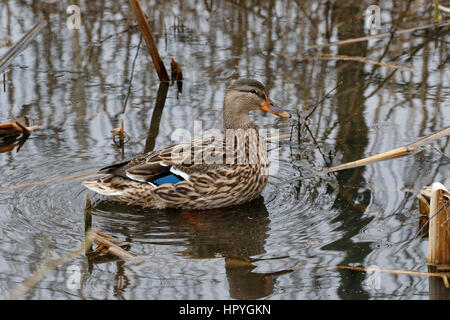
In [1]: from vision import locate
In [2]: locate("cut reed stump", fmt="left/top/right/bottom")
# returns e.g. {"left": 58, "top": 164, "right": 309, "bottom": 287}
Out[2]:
{"left": 418, "top": 183, "right": 450, "bottom": 265}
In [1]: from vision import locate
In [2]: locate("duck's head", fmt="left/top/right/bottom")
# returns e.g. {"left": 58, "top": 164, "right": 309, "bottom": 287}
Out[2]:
{"left": 223, "top": 78, "right": 291, "bottom": 129}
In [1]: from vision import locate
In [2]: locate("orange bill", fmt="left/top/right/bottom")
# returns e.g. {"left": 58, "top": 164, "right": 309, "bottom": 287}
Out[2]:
{"left": 260, "top": 97, "right": 291, "bottom": 118}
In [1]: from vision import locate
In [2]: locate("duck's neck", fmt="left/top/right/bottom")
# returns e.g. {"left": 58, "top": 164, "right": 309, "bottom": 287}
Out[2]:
{"left": 223, "top": 94, "right": 255, "bottom": 131}
{"left": 223, "top": 111, "right": 254, "bottom": 130}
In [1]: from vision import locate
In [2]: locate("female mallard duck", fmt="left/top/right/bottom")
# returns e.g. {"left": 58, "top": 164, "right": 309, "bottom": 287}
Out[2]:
{"left": 83, "top": 78, "right": 290, "bottom": 209}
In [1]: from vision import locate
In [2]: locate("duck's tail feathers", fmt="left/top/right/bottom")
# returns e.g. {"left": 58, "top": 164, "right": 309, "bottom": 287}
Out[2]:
{"left": 82, "top": 175, "right": 132, "bottom": 196}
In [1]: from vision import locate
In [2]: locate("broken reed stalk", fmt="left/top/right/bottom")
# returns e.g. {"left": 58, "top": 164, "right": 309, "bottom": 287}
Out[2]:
{"left": 309, "top": 20, "right": 450, "bottom": 49}
{"left": 92, "top": 232, "right": 140, "bottom": 261}
{"left": 95, "top": 231, "right": 124, "bottom": 244}
{"left": 111, "top": 118, "right": 130, "bottom": 146}
{"left": 84, "top": 196, "right": 141, "bottom": 261}
{"left": 120, "top": 118, "right": 125, "bottom": 141}
{"left": 427, "top": 183, "right": 450, "bottom": 265}
{"left": 439, "top": 5, "right": 450, "bottom": 14}
{"left": 0, "top": 21, "right": 47, "bottom": 74}
{"left": 277, "top": 126, "right": 450, "bottom": 186}
{"left": 0, "top": 121, "right": 38, "bottom": 136}
{"left": 128, "top": 0, "right": 169, "bottom": 82}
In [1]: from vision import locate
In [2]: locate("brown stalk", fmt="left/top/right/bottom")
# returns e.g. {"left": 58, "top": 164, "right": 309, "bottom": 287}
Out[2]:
{"left": 128, "top": 0, "right": 169, "bottom": 82}
{"left": 0, "top": 120, "right": 38, "bottom": 136}
{"left": 91, "top": 232, "right": 140, "bottom": 261}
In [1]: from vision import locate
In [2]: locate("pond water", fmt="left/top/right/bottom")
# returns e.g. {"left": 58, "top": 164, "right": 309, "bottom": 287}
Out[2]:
{"left": 0, "top": 0, "right": 449, "bottom": 300}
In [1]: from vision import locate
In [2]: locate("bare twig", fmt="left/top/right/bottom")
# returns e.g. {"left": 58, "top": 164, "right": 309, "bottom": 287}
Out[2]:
{"left": 122, "top": 35, "right": 143, "bottom": 113}
{"left": 304, "top": 82, "right": 341, "bottom": 121}
{"left": 426, "top": 144, "right": 450, "bottom": 159}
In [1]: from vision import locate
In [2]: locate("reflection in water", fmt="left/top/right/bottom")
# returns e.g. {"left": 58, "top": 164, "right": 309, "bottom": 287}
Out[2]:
{"left": 322, "top": 1, "right": 373, "bottom": 299}
{"left": 0, "top": 132, "right": 30, "bottom": 153}
{"left": 144, "top": 81, "right": 169, "bottom": 153}
{"left": 92, "top": 197, "right": 284, "bottom": 299}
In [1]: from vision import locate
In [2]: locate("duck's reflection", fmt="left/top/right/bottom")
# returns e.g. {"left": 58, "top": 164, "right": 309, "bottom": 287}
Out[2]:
{"left": 91, "top": 196, "right": 284, "bottom": 299}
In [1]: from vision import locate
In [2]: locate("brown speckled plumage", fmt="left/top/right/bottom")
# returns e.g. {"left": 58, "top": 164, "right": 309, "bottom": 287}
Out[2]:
{"left": 83, "top": 78, "right": 290, "bottom": 210}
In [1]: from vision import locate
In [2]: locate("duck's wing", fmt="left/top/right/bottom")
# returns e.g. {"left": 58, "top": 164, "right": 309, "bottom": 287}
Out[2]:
{"left": 97, "top": 136, "right": 223, "bottom": 185}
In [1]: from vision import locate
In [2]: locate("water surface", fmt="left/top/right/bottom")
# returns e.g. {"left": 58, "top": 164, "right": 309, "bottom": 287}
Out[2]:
{"left": 0, "top": 0, "right": 449, "bottom": 299}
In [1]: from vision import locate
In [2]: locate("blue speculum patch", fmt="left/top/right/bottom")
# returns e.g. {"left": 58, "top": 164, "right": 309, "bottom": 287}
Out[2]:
{"left": 152, "top": 173, "right": 183, "bottom": 186}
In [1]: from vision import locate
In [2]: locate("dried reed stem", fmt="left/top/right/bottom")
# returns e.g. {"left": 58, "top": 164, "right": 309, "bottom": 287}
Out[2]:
{"left": 92, "top": 232, "right": 141, "bottom": 261}
{"left": 128, "top": 0, "right": 169, "bottom": 82}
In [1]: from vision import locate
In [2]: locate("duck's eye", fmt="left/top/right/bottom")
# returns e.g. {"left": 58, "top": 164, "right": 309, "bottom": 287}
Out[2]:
{"left": 250, "top": 89, "right": 258, "bottom": 95}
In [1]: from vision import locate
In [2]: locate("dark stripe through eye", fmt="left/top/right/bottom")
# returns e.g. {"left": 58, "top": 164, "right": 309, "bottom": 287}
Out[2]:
{"left": 239, "top": 89, "right": 261, "bottom": 96}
